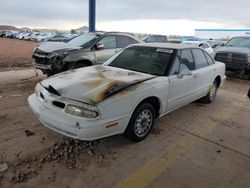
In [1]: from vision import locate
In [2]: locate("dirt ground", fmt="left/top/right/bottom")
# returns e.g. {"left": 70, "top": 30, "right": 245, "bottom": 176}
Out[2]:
{"left": 0, "top": 38, "right": 37, "bottom": 70}
{"left": 0, "top": 68, "right": 249, "bottom": 188}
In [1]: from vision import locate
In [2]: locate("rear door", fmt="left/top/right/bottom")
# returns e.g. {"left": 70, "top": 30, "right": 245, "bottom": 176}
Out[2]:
{"left": 167, "top": 49, "right": 198, "bottom": 112}
{"left": 191, "top": 49, "right": 214, "bottom": 97}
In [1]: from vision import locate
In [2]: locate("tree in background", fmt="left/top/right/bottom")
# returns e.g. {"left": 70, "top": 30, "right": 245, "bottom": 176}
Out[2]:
{"left": 71, "top": 29, "right": 77, "bottom": 34}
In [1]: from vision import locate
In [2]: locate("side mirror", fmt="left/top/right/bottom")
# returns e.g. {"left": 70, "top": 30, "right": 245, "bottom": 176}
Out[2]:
{"left": 96, "top": 43, "right": 104, "bottom": 50}
{"left": 178, "top": 69, "right": 192, "bottom": 78}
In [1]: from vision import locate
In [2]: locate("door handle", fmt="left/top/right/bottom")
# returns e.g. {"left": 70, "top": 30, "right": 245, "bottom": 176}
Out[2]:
{"left": 193, "top": 73, "right": 199, "bottom": 78}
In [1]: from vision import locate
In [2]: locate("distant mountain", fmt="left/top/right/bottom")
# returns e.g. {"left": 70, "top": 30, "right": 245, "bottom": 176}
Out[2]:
{"left": 0, "top": 25, "right": 24, "bottom": 31}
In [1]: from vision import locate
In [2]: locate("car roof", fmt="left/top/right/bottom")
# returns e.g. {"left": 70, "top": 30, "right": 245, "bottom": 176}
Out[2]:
{"left": 130, "top": 42, "right": 200, "bottom": 50}
{"left": 182, "top": 41, "right": 201, "bottom": 44}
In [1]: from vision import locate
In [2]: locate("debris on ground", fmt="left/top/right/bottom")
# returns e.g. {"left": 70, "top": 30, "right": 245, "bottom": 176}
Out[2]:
{"left": 0, "top": 163, "right": 8, "bottom": 172}
{"left": 248, "top": 88, "right": 250, "bottom": 98}
{"left": 40, "top": 138, "right": 99, "bottom": 169}
{"left": 24, "top": 129, "right": 35, "bottom": 137}
{"left": 11, "top": 170, "right": 38, "bottom": 183}
{"left": 10, "top": 94, "right": 22, "bottom": 97}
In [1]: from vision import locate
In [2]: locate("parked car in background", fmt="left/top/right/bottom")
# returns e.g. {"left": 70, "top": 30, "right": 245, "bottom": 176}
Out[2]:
{"left": 44, "top": 33, "right": 70, "bottom": 42}
{"left": 214, "top": 36, "right": 250, "bottom": 79}
{"left": 17, "top": 32, "right": 31, "bottom": 39}
{"left": 4, "top": 31, "right": 18, "bottom": 38}
{"left": 143, "top": 35, "right": 168, "bottom": 43}
{"left": 28, "top": 43, "right": 226, "bottom": 142}
{"left": 34, "top": 33, "right": 54, "bottom": 42}
{"left": 24, "top": 32, "right": 39, "bottom": 40}
{"left": 32, "top": 32, "right": 141, "bottom": 76}
{"left": 166, "top": 39, "right": 182, "bottom": 44}
{"left": 207, "top": 40, "right": 225, "bottom": 49}
{"left": 0, "top": 30, "right": 5, "bottom": 37}
{"left": 182, "top": 41, "right": 214, "bottom": 55}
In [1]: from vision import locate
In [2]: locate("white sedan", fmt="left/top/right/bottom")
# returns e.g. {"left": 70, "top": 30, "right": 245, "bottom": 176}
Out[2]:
{"left": 182, "top": 41, "right": 214, "bottom": 55}
{"left": 28, "top": 43, "right": 226, "bottom": 142}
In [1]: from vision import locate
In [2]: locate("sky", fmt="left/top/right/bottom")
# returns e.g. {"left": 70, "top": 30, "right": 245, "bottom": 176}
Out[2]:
{"left": 0, "top": 0, "right": 250, "bottom": 35}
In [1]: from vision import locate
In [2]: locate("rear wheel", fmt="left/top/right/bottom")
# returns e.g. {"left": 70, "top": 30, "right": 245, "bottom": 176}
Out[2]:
{"left": 199, "top": 80, "right": 218, "bottom": 103}
{"left": 124, "top": 103, "right": 155, "bottom": 142}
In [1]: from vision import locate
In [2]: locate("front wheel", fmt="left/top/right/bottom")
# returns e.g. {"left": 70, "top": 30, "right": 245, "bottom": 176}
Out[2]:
{"left": 199, "top": 81, "right": 218, "bottom": 103}
{"left": 124, "top": 103, "right": 155, "bottom": 142}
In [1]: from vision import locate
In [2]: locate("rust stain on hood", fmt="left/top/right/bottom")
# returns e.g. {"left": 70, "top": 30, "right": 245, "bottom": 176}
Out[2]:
{"left": 41, "top": 65, "right": 156, "bottom": 105}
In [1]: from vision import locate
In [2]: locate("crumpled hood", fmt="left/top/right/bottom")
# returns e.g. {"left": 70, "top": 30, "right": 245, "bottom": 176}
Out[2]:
{"left": 41, "top": 65, "right": 156, "bottom": 105}
{"left": 216, "top": 46, "right": 250, "bottom": 55}
{"left": 38, "top": 42, "right": 81, "bottom": 53}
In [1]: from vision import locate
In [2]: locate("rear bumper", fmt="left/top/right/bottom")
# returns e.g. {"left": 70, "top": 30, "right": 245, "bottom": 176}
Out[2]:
{"left": 221, "top": 75, "right": 226, "bottom": 87}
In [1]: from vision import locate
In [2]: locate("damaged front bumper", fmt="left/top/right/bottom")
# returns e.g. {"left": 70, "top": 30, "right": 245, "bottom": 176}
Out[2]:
{"left": 28, "top": 85, "right": 129, "bottom": 140}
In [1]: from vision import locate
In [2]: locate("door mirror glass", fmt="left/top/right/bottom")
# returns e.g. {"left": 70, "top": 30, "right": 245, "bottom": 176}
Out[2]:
{"left": 96, "top": 43, "right": 104, "bottom": 50}
{"left": 178, "top": 69, "right": 192, "bottom": 78}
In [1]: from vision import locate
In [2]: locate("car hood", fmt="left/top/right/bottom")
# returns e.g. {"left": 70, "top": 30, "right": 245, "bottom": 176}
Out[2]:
{"left": 216, "top": 46, "right": 250, "bottom": 55}
{"left": 40, "top": 65, "right": 156, "bottom": 105}
{"left": 38, "top": 42, "right": 81, "bottom": 53}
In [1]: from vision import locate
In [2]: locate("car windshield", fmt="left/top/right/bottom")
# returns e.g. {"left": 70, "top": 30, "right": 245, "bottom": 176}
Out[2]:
{"left": 226, "top": 37, "right": 250, "bottom": 47}
{"left": 67, "top": 33, "right": 100, "bottom": 48}
{"left": 107, "top": 46, "right": 173, "bottom": 76}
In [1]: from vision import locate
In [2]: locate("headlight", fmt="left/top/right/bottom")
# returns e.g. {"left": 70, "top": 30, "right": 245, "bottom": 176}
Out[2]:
{"left": 65, "top": 105, "right": 98, "bottom": 118}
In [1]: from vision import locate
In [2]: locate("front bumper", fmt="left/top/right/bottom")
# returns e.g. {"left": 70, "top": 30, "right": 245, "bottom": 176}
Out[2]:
{"left": 33, "top": 61, "right": 52, "bottom": 70}
{"left": 28, "top": 92, "right": 128, "bottom": 140}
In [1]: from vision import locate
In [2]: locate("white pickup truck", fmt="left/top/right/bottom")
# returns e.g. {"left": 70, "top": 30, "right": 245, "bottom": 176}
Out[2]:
{"left": 28, "top": 43, "right": 226, "bottom": 142}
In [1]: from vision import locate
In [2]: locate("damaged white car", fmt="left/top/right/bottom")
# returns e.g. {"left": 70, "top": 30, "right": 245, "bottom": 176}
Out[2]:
{"left": 28, "top": 43, "right": 226, "bottom": 142}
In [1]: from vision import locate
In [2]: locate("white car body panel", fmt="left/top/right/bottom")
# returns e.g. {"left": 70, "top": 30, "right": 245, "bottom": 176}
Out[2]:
{"left": 28, "top": 47, "right": 226, "bottom": 141}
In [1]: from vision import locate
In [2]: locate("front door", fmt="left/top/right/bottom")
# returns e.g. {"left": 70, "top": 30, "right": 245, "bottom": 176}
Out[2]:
{"left": 95, "top": 35, "right": 118, "bottom": 64}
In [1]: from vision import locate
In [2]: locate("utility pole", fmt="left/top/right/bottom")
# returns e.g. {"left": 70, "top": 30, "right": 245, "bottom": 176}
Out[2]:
{"left": 89, "top": 0, "right": 96, "bottom": 32}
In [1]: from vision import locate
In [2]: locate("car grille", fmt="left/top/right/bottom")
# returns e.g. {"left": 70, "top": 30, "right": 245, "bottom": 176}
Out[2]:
{"left": 215, "top": 52, "right": 247, "bottom": 64}
{"left": 33, "top": 49, "right": 50, "bottom": 65}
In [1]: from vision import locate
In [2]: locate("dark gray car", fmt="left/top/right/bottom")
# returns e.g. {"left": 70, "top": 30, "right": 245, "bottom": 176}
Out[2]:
{"left": 32, "top": 32, "right": 141, "bottom": 76}
{"left": 214, "top": 36, "right": 250, "bottom": 79}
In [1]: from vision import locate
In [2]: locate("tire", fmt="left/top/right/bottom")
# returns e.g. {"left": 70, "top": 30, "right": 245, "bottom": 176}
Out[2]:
{"left": 199, "top": 80, "right": 218, "bottom": 103}
{"left": 242, "top": 72, "right": 250, "bottom": 80}
{"left": 124, "top": 102, "right": 155, "bottom": 142}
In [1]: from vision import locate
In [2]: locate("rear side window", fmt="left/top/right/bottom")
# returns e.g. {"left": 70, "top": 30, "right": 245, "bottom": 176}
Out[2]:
{"left": 180, "top": 49, "right": 195, "bottom": 71}
{"left": 192, "top": 49, "right": 209, "bottom": 69}
{"left": 117, "top": 36, "right": 138, "bottom": 48}
{"left": 204, "top": 51, "right": 215, "bottom": 65}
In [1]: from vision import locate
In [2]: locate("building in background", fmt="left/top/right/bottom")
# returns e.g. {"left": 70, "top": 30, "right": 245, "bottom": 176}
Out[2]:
{"left": 195, "top": 29, "right": 250, "bottom": 40}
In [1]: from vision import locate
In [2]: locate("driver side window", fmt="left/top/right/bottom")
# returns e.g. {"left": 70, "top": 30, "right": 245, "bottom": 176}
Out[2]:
{"left": 98, "top": 35, "right": 117, "bottom": 49}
